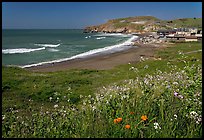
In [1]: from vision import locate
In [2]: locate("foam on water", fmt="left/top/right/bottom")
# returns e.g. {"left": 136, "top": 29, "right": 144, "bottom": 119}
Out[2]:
{"left": 34, "top": 43, "right": 61, "bottom": 47}
{"left": 94, "top": 33, "right": 132, "bottom": 37}
{"left": 85, "top": 36, "right": 91, "bottom": 39}
{"left": 21, "top": 35, "right": 138, "bottom": 68}
{"left": 48, "top": 48, "right": 60, "bottom": 52}
{"left": 2, "top": 47, "right": 46, "bottom": 54}
{"left": 96, "top": 37, "right": 106, "bottom": 40}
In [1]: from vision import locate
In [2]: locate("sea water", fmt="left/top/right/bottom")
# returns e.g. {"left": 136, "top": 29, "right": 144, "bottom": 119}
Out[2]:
{"left": 2, "top": 29, "right": 138, "bottom": 68}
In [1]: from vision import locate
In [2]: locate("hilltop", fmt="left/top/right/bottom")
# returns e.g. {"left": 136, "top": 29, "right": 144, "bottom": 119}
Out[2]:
{"left": 84, "top": 16, "right": 202, "bottom": 33}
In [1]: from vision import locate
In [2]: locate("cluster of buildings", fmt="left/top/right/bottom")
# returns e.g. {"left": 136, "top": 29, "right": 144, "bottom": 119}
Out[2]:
{"left": 134, "top": 27, "right": 202, "bottom": 45}
{"left": 157, "top": 28, "right": 202, "bottom": 42}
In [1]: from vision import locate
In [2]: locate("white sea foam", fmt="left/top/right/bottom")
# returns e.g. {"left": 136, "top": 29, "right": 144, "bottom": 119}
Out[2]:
{"left": 21, "top": 35, "right": 138, "bottom": 68}
{"left": 96, "top": 37, "right": 106, "bottom": 40}
{"left": 2, "top": 47, "right": 46, "bottom": 54}
{"left": 34, "top": 43, "right": 61, "bottom": 48}
{"left": 48, "top": 48, "right": 60, "bottom": 52}
{"left": 85, "top": 36, "right": 91, "bottom": 39}
{"left": 94, "top": 33, "right": 132, "bottom": 37}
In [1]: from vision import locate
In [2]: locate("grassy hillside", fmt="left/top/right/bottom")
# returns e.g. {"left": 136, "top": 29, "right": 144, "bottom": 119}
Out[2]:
{"left": 85, "top": 16, "right": 202, "bottom": 33}
{"left": 163, "top": 18, "right": 202, "bottom": 29}
{"left": 2, "top": 42, "right": 202, "bottom": 138}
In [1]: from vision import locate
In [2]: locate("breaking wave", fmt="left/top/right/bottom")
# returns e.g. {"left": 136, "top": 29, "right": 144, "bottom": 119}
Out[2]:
{"left": 96, "top": 37, "right": 106, "bottom": 40}
{"left": 34, "top": 43, "right": 61, "bottom": 47}
{"left": 21, "top": 35, "right": 138, "bottom": 68}
{"left": 2, "top": 47, "right": 46, "bottom": 54}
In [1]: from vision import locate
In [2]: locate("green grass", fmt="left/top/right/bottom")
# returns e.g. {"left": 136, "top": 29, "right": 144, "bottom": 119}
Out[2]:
{"left": 163, "top": 18, "right": 202, "bottom": 28}
{"left": 2, "top": 42, "right": 202, "bottom": 138}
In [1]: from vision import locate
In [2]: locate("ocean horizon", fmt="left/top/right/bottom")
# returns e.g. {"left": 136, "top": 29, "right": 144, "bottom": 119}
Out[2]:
{"left": 2, "top": 29, "right": 138, "bottom": 68}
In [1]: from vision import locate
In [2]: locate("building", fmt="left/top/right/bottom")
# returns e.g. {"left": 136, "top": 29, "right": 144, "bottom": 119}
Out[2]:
{"left": 185, "top": 36, "right": 198, "bottom": 42}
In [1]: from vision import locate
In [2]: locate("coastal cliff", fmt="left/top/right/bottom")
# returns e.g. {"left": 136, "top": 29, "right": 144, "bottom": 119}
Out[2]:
{"left": 84, "top": 16, "right": 202, "bottom": 34}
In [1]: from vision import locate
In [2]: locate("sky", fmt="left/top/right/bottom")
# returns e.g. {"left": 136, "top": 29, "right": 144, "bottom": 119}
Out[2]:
{"left": 2, "top": 2, "right": 202, "bottom": 29}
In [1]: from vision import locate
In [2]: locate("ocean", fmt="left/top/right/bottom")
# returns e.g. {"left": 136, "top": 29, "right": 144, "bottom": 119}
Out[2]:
{"left": 2, "top": 29, "right": 138, "bottom": 68}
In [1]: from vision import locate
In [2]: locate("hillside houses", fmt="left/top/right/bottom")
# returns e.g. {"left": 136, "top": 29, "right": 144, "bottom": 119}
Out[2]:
{"left": 157, "top": 28, "right": 202, "bottom": 42}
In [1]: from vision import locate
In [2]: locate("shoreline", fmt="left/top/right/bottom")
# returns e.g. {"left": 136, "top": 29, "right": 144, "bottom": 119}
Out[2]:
{"left": 25, "top": 42, "right": 166, "bottom": 72}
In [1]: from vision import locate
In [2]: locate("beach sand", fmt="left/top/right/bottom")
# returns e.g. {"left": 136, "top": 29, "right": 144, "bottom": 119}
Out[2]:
{"left": 25, "top": 43, "right": 166, "bottom": 72}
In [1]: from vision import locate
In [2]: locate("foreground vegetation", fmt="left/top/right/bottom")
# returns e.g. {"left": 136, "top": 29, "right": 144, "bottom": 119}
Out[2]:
{"left": 2, "top": 42, "right": 202, "bottom": 138}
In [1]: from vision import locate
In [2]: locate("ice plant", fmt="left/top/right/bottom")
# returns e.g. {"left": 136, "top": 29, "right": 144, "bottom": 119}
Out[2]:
{"left": 125, "top": 124, "right": 130, "bottom": 129}
{"left": 141, "top": 115, "right": 148, "bottom": 121}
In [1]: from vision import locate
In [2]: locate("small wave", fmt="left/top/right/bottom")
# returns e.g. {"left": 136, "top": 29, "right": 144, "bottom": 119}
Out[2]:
{"left": 96, "top": 37, "right": 106, "bottom": 40}
{"left": 85, "top": 36, "right": 91, "bottom": 39}
{"left": 21, "top": 35, "right": 138, "bottom": 68}
{"left": 2, "top": 47, "right": 46, "bottom": 54}
{"left": 34, "top": 43, "right": 61, "bottom": 48}
{"left": 48, "top": 48, "right": 59, "bottom": 52}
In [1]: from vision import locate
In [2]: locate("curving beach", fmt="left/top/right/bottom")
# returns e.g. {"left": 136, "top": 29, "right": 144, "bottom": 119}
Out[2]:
{"left": 25, "top": 42, "right": 163, "bottom": 72}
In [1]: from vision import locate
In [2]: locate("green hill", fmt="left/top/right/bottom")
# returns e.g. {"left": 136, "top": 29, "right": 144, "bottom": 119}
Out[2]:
{"left": 84, "top": 16, "right": 202, "bottom": 33}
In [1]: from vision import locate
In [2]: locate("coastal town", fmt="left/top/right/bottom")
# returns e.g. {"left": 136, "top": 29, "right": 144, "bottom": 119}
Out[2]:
{"left": 134, "top": 27, "right": 202, "bottom": 45}
{"left": 83, "top": 16, "right": 202, "bottom": 45}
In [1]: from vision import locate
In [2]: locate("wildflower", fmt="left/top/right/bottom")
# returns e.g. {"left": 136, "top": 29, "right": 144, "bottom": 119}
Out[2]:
{"left": 154, "top": 122, "right": 161, "bottom": 130}
{"left": 117, "top": 118, "right": 123, "bottom": 123}
{"left": 114, "top": 118, "right": 123, "bottom": 124}
{"left": 144, "top": 65, "right": 149, "bottom": 69}
{"left": 130, "top": 112, "right": 134, "bottom": 115}
{"left": 141, "top": 115, "right": 148, "bottom": 121}
{"left": 54, "top": 104, "right": 58, "bottom": 108}
{"left": 174, "top": 92, "right": 179, "bottom": 97}
{"left": 174, "top": 114, "right": 178, "bottom": 120}
{"left": 178, "top": 95, "right": 184, "bottom": 99}
{"left": 2, "top": 115, "right": 5, "bottom": 120}
{"left": 114, "top": 119, "right": 118, "bottom": 124}
{"left": 125, "top": 124, "right": 131, "bottom": 129}
{"left": 173, "top": 82, "right": 178, "bottom": 85}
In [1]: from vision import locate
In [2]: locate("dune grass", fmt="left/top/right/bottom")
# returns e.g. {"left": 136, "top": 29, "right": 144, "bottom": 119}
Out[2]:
{"left": 2, "top": 42, "right": 202, "bottom": 138}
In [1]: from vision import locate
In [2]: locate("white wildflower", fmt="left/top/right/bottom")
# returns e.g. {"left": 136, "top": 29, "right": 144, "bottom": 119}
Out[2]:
{"left": 54, "top": 104, "right": 58, "bottom": 108}
{"left": 174, "top": 114, "right": 177, "bottom": 120}
{"left": 154, "top": 122, "right": 161, "bottom": 130}
{"left": 144, "top": 65, "right": 149, "bottom": 69}
{"left": 2, "top": 115, "right": 5, "bottom": 120}
{"left": 173, "top": 82, "right": 178, "bottom": 85}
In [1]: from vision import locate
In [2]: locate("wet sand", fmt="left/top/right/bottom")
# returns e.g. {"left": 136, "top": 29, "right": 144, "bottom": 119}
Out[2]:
{"left": 25, "top": 43, "right": 165, "bottom": 72}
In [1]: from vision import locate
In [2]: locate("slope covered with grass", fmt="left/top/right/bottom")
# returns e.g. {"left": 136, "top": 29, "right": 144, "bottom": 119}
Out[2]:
{"left": 2, "top": 42, "right": 202, "bottom": 138}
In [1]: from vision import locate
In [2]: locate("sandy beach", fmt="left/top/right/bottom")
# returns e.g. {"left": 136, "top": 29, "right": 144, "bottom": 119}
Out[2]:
{"left": 25, "top": 42, "right": 166, "bottom": 72}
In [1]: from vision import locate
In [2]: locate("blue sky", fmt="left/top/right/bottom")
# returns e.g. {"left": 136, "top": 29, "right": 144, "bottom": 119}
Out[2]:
{"left": 2, "top": 2, "right": 202, "bottom": 29}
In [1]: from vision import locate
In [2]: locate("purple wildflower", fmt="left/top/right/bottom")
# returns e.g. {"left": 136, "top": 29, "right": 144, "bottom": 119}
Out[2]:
{"left": 174, "top": 92, "right": 179, "bottom": 97}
